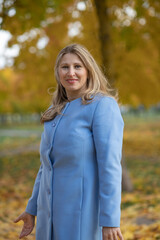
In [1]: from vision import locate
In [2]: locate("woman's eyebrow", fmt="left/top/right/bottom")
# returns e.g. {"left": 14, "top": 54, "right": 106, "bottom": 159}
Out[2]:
{"left": 59, "top": 62, "right": 68, "bottom": 65}
{"left": 74, "top": 62, "right": 83, "bottom": 65}
{"left": 60, "top": 62, "right": 83, "bottom": 65}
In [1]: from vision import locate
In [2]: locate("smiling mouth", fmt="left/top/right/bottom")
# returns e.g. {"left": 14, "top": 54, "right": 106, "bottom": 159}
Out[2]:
{"left": 66, "top": 79, "right": 78, "bottom": 83}
{"left": 67, "top": 79, "right": 78, "bottom": 80}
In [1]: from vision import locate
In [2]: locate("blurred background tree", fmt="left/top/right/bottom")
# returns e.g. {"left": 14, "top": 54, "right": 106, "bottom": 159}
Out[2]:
{"left": 0, "top": 0, "right": 160, "bottom": 113}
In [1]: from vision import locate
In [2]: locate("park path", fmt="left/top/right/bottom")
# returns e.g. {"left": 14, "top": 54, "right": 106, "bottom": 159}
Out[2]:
{"left": 0, "top": 129, "right": 42, "bottom": 137}
{"left": 0, "top": 143, "right": 40, "bottom": 157}
{"left": 0, "top": 129, "right": 41, "bottom": 157}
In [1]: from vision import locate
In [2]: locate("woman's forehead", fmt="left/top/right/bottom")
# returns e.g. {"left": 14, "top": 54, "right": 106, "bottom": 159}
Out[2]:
{"left": 60, "top": 53, "right": 83, "bottom": 64}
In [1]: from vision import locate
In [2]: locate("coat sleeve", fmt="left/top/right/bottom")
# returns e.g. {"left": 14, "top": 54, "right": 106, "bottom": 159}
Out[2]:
{"left": 92, "top": 97, "right": 124, "bottom": 227}
{"left": 25, "top": 163, "right": 43, "bottom": 216}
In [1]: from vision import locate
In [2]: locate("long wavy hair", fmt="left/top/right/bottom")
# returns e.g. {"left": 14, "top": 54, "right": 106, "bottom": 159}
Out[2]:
{"left": 40, "top": 43, "right": 118, "bottom": 123}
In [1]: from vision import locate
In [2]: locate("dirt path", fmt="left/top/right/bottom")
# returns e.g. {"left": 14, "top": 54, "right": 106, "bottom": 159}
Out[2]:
{"left": 0, "top": 129, "right": 42, "bottom": 157}
{"left": 0, "top": 129, "right": 42, "bottom": 137}
{"left": 0, "top": 143, "right": 40, "bottom": 157}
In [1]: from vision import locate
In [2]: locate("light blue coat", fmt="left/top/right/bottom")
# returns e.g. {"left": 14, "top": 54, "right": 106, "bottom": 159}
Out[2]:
{"left": 26, "top": 94, "right": 124, "bottom": 240}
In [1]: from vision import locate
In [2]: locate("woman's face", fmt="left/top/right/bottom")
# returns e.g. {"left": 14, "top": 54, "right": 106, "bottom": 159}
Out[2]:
{"left": 58, "top": 53, "right": 88, "bottom": 98}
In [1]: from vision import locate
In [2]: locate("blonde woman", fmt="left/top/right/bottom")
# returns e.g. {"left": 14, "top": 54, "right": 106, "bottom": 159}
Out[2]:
{"left": 14, "top": 44, "right": 124, "bottom": 240}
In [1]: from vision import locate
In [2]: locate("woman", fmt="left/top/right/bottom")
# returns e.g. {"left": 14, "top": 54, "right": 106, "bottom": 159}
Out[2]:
{"left": 14, "top": 43, "right": 124, "bottom": 240}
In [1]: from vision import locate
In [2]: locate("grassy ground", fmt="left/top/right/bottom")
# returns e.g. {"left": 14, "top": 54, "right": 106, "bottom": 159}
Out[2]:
{"left": 0, "top": 115, "right": 160, "bottom": 240}
{"left": 121, "top": 114, "right": 160, "bottom": 239}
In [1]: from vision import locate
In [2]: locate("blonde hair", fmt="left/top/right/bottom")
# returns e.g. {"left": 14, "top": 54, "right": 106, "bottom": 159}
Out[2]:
{"left": 40, "top": 43, "right": 118, "bottom": 123}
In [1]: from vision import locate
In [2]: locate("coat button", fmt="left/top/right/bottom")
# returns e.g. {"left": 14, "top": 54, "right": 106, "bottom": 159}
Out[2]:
{"left": 47, "top": 189, "right": 51, "bottom": 194}
{"left": 52, "top": 122, "right": 56, "bottom": 127}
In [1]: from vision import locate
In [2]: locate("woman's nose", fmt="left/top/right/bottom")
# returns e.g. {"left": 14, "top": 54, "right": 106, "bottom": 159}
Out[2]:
{"left": 67, "top": 66, "right": 75, "bottom": 76}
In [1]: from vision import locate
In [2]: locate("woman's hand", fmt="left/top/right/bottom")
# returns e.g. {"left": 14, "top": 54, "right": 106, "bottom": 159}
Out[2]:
{"left": 102, "top": 227, "right": 124, "bottom": 240}
{"left": 14, "top": 211, "right": 35, "bottom": 239}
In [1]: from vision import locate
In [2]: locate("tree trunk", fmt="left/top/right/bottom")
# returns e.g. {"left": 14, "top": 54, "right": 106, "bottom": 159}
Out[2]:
{"left": 93, "top": 0, "right": 113, "bottom": 84}
{"left": 93, "top": 0, "right": 133, "bottom": 192}
{"left": 121, "top": 152, "right": 134, "bottom": 192}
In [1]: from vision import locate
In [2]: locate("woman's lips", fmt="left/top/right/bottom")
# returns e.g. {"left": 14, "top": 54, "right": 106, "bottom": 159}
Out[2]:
{"left": 66, "top": 79, "right": 78, "bottom": 84}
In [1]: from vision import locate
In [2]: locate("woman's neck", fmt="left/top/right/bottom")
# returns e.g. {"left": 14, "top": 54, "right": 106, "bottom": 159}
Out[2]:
{"left": 66, "top": 92, "right": 84, "bottom": 102}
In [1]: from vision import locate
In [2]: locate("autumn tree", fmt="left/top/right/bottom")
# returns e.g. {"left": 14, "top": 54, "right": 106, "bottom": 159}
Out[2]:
{"left": 0, "top": 0, "right": 160, "bottom": 110}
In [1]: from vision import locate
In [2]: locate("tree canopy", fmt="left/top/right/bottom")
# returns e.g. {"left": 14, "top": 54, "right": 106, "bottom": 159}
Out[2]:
{"left": 0, "top": 0, "right": 160, "bottom": 112}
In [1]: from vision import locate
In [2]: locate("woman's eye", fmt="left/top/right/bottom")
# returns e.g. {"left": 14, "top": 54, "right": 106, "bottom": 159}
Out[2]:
{"left": 62, "top": 66, "right": 68, "bottom": 69}
{"left": 75, "top": 65, "right": 81, "bottom": 69}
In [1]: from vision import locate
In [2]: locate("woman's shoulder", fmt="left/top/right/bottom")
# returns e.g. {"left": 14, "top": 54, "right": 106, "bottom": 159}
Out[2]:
{"left": 92, "top": 94, "right": 124, "bottom": 125}
{"left": 91, "top": 93, "right": 123, "bottom": 118}
{"left": 93, "top": 93, "right": 118, "bottom": 107}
